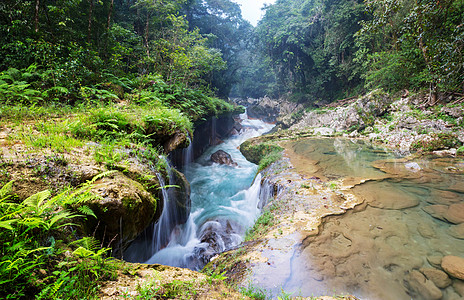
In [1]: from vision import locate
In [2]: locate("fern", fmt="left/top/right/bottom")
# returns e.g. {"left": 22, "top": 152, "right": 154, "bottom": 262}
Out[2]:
{"left": 77, "top": 205, "right": 96, "bottom": 219}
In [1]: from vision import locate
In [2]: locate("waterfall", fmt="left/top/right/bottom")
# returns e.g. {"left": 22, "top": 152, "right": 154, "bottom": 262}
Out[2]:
{"left": 258, "top": 178, "right": 281, "bottom": 209}
{"left": 183, "top": 136, "right": 194, "bottom": 167}
{"left": 142, "top": 113, "right": 274, "bottom": 270}
{"left": 125, "top": 112, "right": 274, "bottom": 269}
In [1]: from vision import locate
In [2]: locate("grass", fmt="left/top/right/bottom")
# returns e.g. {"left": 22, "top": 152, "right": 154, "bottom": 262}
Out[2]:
{"left": 245, "top": 209, "right": 276, "bottom": 241}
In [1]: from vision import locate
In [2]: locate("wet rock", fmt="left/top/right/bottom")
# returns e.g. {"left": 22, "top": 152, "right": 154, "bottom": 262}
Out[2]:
{"left": 210, "top": 150, "right": 238, "bottom": 167}
{"left": 449, "top": 223, "right": 464, "bottom": 239}
{"left": 417, "top": 223, "right": 437, "bottom": 239}
{"left": 449, "top": 182, "right": 464, "bottom": 193}
{"left": 89, "top": 172, "right": 157, "bottom": 253}
{"left": 405, "top": 162, "right": 421, "bottom": 171}
{"left": 453, "top": 280, "right": 464, "bottom": 297}
{"left": 420, "top": 267, "right": 452, "bottom": 288}
{"left": 353, "top": 181, "right": 419, "bottom": 209}
{"left": 423, "top": 205, "right": 449, "bottom": 222}
{"left": 442, "top": 256, "right": 464, "bottom": 280}
{"left": 406, "top": 270, "right": 443, "bottom": 300}
{"left": 427, "top": 256, "right": 443, "bottom": 269}
{"left": 445, "top": 203, "right": 464, "bottom": 224}
{"left": 169, "top": 168, "right": 191, "bottom": 226}
{"left": 431, "top": 190, "right": 462, "bottom": 205}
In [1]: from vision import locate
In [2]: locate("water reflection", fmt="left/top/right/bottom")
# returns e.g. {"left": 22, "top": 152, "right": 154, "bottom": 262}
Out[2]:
{"left": 288, "top": 138, "right": 464, "bottom": 300}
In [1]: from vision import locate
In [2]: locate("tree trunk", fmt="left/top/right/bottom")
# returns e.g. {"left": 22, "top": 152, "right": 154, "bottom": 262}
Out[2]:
{"left": 35, "top": 0, "right": 40, "bottom": 33}
{"left": 145, "top": 13, "right": 150, "bottom": 57}
{"left": 87, "top": 0, "right": 94, "bottom": 44}
{"left": 107, "top": 0, "right": 114, "bottom": 31}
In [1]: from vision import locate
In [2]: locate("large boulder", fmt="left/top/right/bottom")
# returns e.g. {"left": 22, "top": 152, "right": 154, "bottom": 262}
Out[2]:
{"left": 88, "top": 172, "right": 158, "bottom": 255}
{"left": 211, "top": 150, "right": 238, "bottom": 167}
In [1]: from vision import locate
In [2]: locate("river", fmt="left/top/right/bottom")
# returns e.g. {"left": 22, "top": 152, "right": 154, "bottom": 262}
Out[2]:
{"left": 144, "top": 113, "right": 274, "bottom": 270}
{"left": 263, "top": 138, "right": 464, "bottom": 300}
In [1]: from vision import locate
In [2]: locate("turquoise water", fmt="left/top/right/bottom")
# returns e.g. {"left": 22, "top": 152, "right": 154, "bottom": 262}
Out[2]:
{"left": 145, "top": 114, "right": 274, "bottom": 269}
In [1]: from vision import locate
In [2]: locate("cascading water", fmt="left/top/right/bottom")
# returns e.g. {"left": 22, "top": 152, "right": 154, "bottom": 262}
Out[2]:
{"left": 145, "top": 111, "right": 274, "bottom": 270}
{"left": 183, "top": 136, "right": 194, "bottom": 167}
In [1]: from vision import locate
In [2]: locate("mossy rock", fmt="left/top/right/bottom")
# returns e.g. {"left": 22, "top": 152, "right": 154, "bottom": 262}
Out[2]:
{"left": 88, "top": 171, "right": 158, "bottom": 254}
{"left": 240, "top": 138, "right": 283, "bottom": 165}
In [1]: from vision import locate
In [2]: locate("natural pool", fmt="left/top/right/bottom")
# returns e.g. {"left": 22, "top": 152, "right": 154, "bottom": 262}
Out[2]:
{"left": 285, "top": 138, "right": 464, "bottom": 300}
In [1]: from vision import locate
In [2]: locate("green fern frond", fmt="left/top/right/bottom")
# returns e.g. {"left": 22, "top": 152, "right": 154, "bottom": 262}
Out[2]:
{"left": 77, "top": 205, "right": 97, "bottom": 219}
{"left": 0, "top": 181, "right": 14, "bottom": 199}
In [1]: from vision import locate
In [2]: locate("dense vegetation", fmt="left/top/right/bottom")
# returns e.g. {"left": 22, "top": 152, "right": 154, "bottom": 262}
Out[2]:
{"left": 235, "top": 0, "right": 464, "bottom": 105}
{"left": 0, "top": 0, "right": 462, "bottom": 298}
{"left": 0, "top": 1, "right": 249, "bottom": 298}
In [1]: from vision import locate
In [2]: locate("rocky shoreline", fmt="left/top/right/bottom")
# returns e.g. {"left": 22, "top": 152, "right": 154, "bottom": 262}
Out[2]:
{"left": 240, "top": 90, "right": 464, "bottom": 156}
{"left": 208, "top": 91, "right": 464, "bottom": 299}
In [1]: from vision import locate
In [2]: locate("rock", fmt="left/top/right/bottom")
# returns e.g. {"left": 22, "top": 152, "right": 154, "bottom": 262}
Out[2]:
{"left": 417, "top": 223, "right": 436, "bottom": 239}
{"left": 423, "top": 205, "right": 449, "bottom": 222}
{"left": 169, "top": 168, "right": 191, "bottom": 226}
{"left": 89, "top": 172, "right": 157, "bottom": 254}
{"left": 449, "top": 223, "right": 464, "bottom": 239}
{"left": 246, "top": 96, "right": 280, "bottom": 122}
{"left": 210, "top": 150, "right": 238, "bottom": 167}
{"left": 314, "top": 127, "right": 335, "bottom": 136}
{"left": 406, "top": 270, "right": 443, "bottom": 300}
{"left": 441, "top": 106, "right": 464, "bottom": 118}
{"left": 353, "top": 181, "right": 419, "bottom": 210}
{"left": 449, "top": 182, "right": 464, "bottom": 193}
{"left": 405, "top": 162, "right": 421, "bottom": 171}
{"left": 444, "top": 203, "right": 464, "bottom": 224}
{"left": 163, "top": 130, "right": 189, "bottom": 153}
{"left": 431, "top": 190, "right": 462, "bottom": 205}
{"left": 427, "top": 256, "right": 443, "bottom": 269}
{"left": 454, "top": 280, "right": 464, "bottom": 297}
{"left": 442, "top": 256, "right": 464, "bottom": 280}
{"left": 420, "top": 267, "right": 452, "bottom": 288}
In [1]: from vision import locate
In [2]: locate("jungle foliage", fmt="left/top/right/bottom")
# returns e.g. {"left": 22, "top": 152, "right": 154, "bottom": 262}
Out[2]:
{"left": 237, "top": 0, "right": 464, "bottom": 105}
{"left": 0, "top": 0, "right": 250, "bottom": 115}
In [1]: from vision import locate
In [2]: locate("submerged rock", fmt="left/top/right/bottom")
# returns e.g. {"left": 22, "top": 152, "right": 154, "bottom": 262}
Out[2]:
{"left": 406, "top": 270, "right": 443, "bottom": 300}
{"left": 442, "top": 255, "right": 464, "bottom": 280}
{"left": 211, "top": 150, "right": 238, "bottom": 167}
{"left": 420, "top": 267, "right": 452, "bottom": 288}
{"left": 449, "top": 223, "right": 464, "bottom": 239}
{"left": 423, "top": 205, "right": 449, "bottom": 222}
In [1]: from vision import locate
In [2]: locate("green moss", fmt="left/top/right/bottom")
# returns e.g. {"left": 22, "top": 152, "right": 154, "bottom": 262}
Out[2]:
{"left": 457, "top": 146, "right": 464, "bottom": 156}
{"left": 240, "top": 140, "right": 284, "bottom": 165}
{"left": 411, "top": 133, "right": 462, "bottom": 152}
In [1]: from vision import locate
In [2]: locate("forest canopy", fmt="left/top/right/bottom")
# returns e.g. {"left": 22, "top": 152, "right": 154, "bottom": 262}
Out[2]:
{"left": 1, "top": 0, "right": 463, "bottom": 107}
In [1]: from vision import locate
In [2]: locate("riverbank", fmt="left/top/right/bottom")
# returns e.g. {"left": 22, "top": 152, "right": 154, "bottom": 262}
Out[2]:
{"left": 208, "top": 135, "right": 464, "bottom": 299}
{"left": 208, "top": 90, "right": 464, "bottom": 299}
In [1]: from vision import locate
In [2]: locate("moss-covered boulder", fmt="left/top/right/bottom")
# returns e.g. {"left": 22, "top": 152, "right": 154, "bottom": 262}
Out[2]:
{"left": 88, "top": 172, "right": 158, "bottom": 255}
{"left": 240, "top": 137, "right": 283, "bottom": 165}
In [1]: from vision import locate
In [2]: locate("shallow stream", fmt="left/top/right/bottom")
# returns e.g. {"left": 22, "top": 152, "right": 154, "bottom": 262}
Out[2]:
{"left": 284, "top": 138, "right": 464, "bottom": 300}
